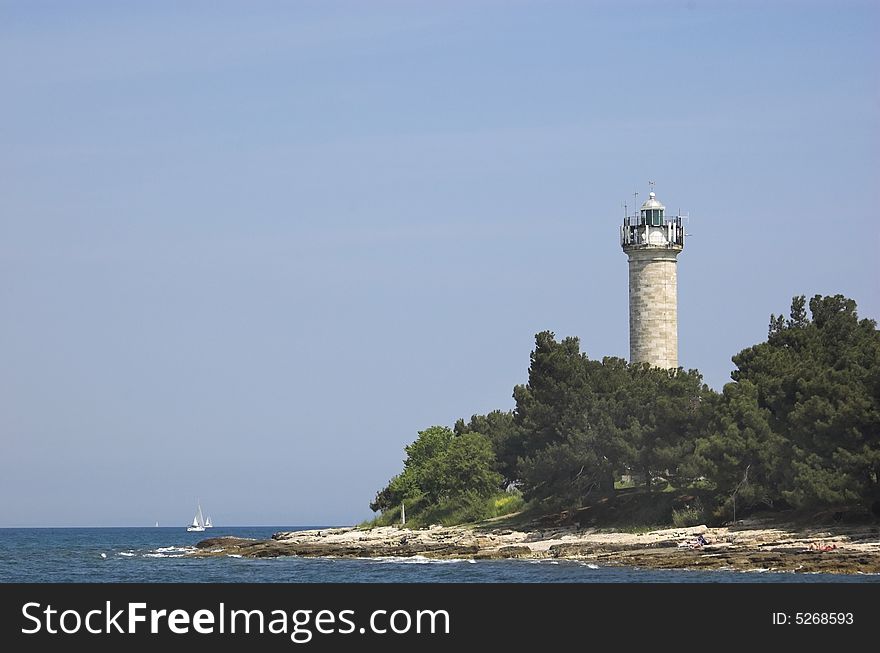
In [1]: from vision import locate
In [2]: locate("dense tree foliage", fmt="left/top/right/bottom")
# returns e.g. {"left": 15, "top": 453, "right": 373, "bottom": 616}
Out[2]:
{"left": 704, "top": 295, "right": 880, "bottom": 509}
{"left": 617, "top": 364, "right": 710, "bottom": 490}
{"left": 371, "top": 294, "right": 879, "bottom": 525}
{"left": 370, "top": 426, "right": 502, "bottom": 517}
{"left": 688, "top": 379, "right": 787, "bottom": 514}
{"left": 512, "top": 332, "right": 709, "bottom": 505}
{"left": 512, "top": 333, "right": 622, "bottom": 504}
{"left": 454, "top": 410, "right": 519, "bottom": 485}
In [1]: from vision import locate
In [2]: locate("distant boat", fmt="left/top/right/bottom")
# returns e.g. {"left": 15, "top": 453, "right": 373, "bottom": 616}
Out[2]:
{"left": 155, "top": 521, "right": 159, "bottom": 528}
{"left": 187, "top": 502, "right": 206, "bottom": 532}
{"left": 205, "top": 515, "right": 213, "bottom": 528}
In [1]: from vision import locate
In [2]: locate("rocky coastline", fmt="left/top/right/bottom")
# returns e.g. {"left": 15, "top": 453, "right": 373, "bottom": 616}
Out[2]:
{"left": 190, "top": 517, "right": 880, "bottom": 575}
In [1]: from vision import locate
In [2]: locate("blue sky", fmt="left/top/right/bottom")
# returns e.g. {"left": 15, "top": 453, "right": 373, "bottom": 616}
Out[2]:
{"left": 1, "top": 1, "right": 877, "bottom": 526}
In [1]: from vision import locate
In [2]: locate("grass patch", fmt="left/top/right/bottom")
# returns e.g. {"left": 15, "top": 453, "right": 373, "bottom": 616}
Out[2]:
{"left": 420, "top": 490, "right": 525, "bottom": 527}
{"left": 671, "top": 497, "right": 708, "bottom": 527}
{"left": 364, "top": 490, "right": 526, "bottom": 529}
{"left": 363, "top": 487, "right": 724, "bottom": 531}
{"left": 494, "top": 492, "right": 525, "bottom": 516}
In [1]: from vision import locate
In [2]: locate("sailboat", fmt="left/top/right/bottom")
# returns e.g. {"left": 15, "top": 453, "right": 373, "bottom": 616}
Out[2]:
{"left": 205, "top": 515, "right": 213, "bottom": 528}
{"left": 187, "top": 502, "right": 206, "bottom": 532}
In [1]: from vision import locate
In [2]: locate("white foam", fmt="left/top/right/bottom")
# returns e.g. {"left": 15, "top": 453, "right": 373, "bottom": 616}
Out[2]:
{"left": 155, "top": 546, "right": 192, "bottom": 554}
{"left": 144, "top": 546, "right": 194, "bottom": 558}
{"left": 227, "top": 554, "right": 243, "bottom": 558}
{"left": 141, "top": 545, "right": 195, "bottom": 558}
{"left": 118, "top": 552, "right": 135, "bottom": 557}
{"left": 528, "top": 559, "right": 557, "bottom": 564}
{"left": 372, "top": 555, "right": 474, "bottom": 565}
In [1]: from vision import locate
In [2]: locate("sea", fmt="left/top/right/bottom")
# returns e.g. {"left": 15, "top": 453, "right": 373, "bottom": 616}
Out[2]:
{"left": 1, "top": 527, "right": 877, "bottom": 583}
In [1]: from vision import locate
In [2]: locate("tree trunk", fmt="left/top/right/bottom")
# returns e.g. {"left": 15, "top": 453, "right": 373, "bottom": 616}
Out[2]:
{"left": 602, "top": 470, "right": 615, "bottom": 496}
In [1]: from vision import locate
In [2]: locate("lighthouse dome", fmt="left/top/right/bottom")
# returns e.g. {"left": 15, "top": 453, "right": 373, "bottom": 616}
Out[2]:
{"left": 640, "top": 191, "right": 665, "bottom": 211}
{"left": 640, "top": 191, "right": 665, "bottom": 226}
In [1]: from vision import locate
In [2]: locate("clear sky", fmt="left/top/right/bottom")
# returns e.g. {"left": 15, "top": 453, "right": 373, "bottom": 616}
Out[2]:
{"left": 1, "top": 1, "right": 877, "bottom": 527}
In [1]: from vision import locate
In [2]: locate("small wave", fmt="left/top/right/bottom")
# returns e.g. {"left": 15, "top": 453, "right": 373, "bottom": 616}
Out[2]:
{"left": 143, "top": 545, "right": 195, "bottom": 558}
{"left": 373, "top": 555, "right": 474, "bottom": 565}
{"left": 582, "top": 563, "right": 599, "bottom": 569}
{"left": 227, "top": 554, "right": 242, "bottom": 558}
{"left": 118, "top": 552, "right": 135, "bottom": 557}
{"left": 528, "top": 559, "right": 563, "bottom": 565}
{"left": 155, "top": 546, "right": 193, "bottom": 554}
{"left": 528, "top": 560, "right": 559, "bottom": 565}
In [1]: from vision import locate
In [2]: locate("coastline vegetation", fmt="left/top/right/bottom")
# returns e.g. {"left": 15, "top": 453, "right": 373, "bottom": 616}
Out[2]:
{"left": 369, "top": 294, "right": 880, "bottom": 528}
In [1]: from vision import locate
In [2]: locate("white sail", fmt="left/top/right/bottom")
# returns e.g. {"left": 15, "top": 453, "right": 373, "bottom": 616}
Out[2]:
{"left": 187, "top": 501, "right": 206, "bottom": 531}
{"left": 205, "top": 516, "right": 213, "bottom": 528}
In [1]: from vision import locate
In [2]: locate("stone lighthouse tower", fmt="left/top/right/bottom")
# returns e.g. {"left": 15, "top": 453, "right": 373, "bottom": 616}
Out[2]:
{"left": 620, "top": 187, "right": 685, "bottom": 369}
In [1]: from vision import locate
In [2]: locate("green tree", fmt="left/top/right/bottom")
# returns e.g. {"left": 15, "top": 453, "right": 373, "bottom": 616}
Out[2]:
{"left": 369, "top": 426, "right": 453, "bottom": 513}
{"left": 689, "top": 379, "right": 787, "bottom": 514}
{"left": 369, "top": 471, "right": 418, "bottom": 513}
{"left": 454, "top": 410, "right": 519, "bottom": 484}
{"left": 421, "top": 433, "right": 502, "bottom": 503}
{"left": 731, "top": 294, "right": 880, "bottom": 507}
{"left": 513, "top": 332, "right": 592, "bottom": 458}
{"left": 618, "top": 365, "right": 710, "bottom": 491}
{"left": 513, "top": 332, "right": 628, "bottom": 504}
{"left": 402, "top": 425, "right": 454, "bottom": 487}
{"left": 372, "top": 292, "right": 878, "bottom": 524}
{"left": 513, "top": 331, "right": 710, "bottom": 504}
{"left": 370, "top": 426, "right": 502, "bottom": 518}
{"left": 517, "top": 428, "right": 613, "bottom": 509}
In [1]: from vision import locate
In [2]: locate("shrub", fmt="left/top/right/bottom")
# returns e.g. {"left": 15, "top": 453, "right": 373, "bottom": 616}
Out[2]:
{"left": 494, "top": 492, "right": 525, "bottom": 517}
{"left": 672, "top": 498, "right": 706, "bottom": 527}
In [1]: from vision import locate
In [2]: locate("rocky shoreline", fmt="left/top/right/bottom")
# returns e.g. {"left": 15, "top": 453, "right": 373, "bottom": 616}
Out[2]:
{"left": 190, "top": 517, "right": 880, "bottom": 575}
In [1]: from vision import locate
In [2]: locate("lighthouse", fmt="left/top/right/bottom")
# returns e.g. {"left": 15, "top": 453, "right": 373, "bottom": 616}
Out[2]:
{"left": 620, "top": 186, "right": 685, "bottom": 369}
